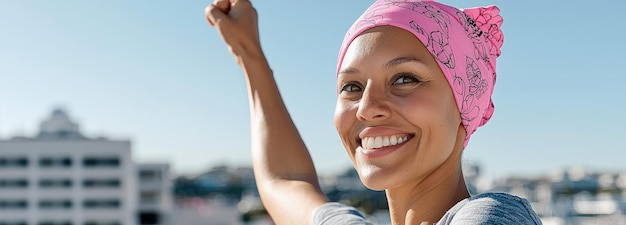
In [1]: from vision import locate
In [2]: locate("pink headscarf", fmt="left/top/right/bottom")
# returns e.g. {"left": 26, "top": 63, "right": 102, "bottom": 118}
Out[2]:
{"left": 337, "top": 0, "right": 504, "bottom": 147}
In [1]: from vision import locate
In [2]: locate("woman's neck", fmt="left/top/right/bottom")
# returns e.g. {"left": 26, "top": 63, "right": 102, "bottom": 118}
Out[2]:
{"left": 385, "top": 149, "right": 469, "bottom": 225}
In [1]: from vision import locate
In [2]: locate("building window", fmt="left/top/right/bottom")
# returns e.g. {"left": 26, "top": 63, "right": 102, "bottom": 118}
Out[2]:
{"left": 38, "top": 222, "right": 72, "bottom": 225}
{"left": 138, "top": 170, "right": 161, "bottom": 182}
{"left": 83, "top": 199, "right": 120, "bottom": 209}
{"left": 39, "top": 179, "right": 72, "bottom": 188}
{"left": 0, "top": 222, "right": 27, "bottom": 225}
{"left": 83, "top": 157, "right": 120, "bottom": 168}
{"left": 138, "top": 211, "right": 159, "bottom": 225}
{"left": 39, "top": 157, "right": 72, "bottom": 168}
{"left": 83, "top": 221, "right": 120, "bottom": 225}
{"left": 39, "top": 199, "right": 72, "bottom": 209}
{"left": 0, "top": 200, "right": 28, "bottom": 209}
{"left": 0, "top": 157, "right": 28, "bottom": 168}
{"left": 83, "top": 179, "right": 120, "bottom": 188}
{"left": 0, "top": 179, "right": 28, "bottom": 188}
{"left": 139, "top": 191, "right": 159, "bottom": 205}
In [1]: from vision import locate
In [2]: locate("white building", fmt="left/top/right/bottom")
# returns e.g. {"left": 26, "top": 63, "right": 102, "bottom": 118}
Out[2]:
{"left": 137, "top": 164, "right": 172, "bottom": 225}
{"left": 0, "top": 109, "right": 171, "bottom": 225}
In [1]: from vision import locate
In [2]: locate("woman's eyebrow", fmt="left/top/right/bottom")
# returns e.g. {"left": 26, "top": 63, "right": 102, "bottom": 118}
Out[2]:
{"left": 385, "top": 56, "right": 422, "bottom": 69}
{"left": 338, "top": 67, "right": 360, "bottom": 76}
{"left": 339, "top": 56, "right": 423, "bottom": 75}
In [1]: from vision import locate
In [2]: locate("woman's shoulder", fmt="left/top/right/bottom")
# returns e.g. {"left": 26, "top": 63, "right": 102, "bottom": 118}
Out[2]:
{"left": 312, "top": 202, "right": 374, "bottom": 225}
{"left": 437, "top": 192, "right": 543, "bottom": 225}
{"left": 312, "top": 192, "right": 544, "bottom": 225}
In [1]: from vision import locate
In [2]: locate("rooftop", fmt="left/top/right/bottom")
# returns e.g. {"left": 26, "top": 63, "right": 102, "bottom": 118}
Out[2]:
{"left": 2, "top": 108, "right": 110, "bottom": 142}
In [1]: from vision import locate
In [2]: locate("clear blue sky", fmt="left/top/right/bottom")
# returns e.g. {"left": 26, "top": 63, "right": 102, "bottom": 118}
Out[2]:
{"left": 1, "top": 0, "right": 625, "bottom": 178}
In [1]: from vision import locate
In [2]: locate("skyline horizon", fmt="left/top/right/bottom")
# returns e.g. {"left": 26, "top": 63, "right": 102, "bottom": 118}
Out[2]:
{"left": 0, "top": 105, "right": 621, "bottom": 179}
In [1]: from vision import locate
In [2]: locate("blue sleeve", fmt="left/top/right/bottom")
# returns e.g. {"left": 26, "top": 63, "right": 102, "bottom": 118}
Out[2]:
{"left": 442, "top": 192, "right": 543, "bottom": 225}
{"left": 312, "top": 202, "right": 374, "bottom": 225}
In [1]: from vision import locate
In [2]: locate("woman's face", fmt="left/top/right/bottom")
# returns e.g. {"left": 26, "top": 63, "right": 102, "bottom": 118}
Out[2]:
{"left": 334, "top": 26, "right": 465, "bottom": 190}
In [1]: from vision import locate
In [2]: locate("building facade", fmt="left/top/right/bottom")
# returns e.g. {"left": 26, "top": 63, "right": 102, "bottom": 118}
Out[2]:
{"left": 137, "top": 164, "right": 172, "bottom": 225}
{"left": 0, "top": 109, "right": 171, "bottom": 225}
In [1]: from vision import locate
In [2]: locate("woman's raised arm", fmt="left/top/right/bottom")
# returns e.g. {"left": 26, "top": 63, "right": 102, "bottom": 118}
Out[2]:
{"left": 205, "top": 0, "right": 328, "bottom": 224}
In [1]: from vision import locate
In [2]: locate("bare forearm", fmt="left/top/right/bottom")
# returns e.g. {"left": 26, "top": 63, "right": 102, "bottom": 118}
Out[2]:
{"left": 205, "top": 1, "right": 327, "bottom": 222}
{"left": 239, "top": 53, "right": 328, "bottom": 224}
{"left": 239, "top": 53, "right": 316, "bottom": 179}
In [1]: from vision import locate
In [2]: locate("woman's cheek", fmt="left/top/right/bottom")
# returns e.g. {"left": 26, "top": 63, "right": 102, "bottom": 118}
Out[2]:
{"left": 334, "top": 101, "right": 358, "bottom": 150}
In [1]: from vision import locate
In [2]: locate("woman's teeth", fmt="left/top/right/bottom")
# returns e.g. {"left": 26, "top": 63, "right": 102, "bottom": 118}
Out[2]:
{"left": 362, "top": 135, "right": 408, "bottom": 149}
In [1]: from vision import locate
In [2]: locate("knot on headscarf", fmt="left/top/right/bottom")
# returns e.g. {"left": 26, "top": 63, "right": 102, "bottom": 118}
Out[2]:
{"left": 337, "top": 0, "right": 504, "bottom": 147}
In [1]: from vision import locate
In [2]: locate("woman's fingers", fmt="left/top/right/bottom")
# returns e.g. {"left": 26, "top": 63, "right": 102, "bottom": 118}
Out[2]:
{"left": 231, "top": 0, "right": 252, "bottom": 9}
{"left": 205, "top": 0, "right": 230, "bottom": 26}
{"left": 213, "top": 0, "right": 231, "bottom": 12}
{"left": 206, "top": 0, "right": 260, "bottom": 58}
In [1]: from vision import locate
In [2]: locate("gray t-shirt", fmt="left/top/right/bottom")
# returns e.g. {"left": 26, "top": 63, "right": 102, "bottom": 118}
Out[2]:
{"left": 312, "top": 192, "right": 543, "bottom": 225}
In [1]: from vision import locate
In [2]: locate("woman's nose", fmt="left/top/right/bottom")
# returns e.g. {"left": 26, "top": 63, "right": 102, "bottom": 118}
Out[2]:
{"left": 356, "top": 85, "right": 391, "bottom": 122}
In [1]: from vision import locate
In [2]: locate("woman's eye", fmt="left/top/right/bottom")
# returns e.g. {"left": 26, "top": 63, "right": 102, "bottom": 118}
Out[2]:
{"left": 340, "top": 83, "right": 362, "bottom": 93}
{"left": 393, "top": 73, "right": 420, "bottom": 85}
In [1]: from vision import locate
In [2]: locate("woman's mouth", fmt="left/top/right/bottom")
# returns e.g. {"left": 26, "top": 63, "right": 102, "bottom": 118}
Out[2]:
{"left": 359, "top": 134, "right": 413, "bottom": 149}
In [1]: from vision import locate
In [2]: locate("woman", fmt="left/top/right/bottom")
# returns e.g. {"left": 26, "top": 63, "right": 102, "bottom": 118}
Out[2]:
{"left": 205, "top": 0, "right": 542, "bottom": 224}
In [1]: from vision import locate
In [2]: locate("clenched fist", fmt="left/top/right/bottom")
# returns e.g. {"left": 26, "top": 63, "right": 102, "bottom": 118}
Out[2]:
{"left": 205, "top": 0, "right": 263, "bottom": 62}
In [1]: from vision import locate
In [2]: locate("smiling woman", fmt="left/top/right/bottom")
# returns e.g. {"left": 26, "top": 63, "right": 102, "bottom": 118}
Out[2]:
{"left": 334, "top": 26, "right": 465, "bottom": 195}
{"left": 205, "top": 0, "right": 541, "bottom": 224}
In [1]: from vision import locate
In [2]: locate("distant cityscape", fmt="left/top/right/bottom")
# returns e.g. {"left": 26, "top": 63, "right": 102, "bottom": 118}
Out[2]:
{"left": 1, "top": 108, "right": 625, "bottom": 225}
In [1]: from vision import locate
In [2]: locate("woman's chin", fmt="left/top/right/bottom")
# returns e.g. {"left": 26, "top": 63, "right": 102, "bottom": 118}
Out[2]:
{"left": 356, "top": 164, "right": 395, "bottom": 191}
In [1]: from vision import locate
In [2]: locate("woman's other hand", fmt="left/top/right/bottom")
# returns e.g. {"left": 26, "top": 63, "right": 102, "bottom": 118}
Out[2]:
{"left": 205, "top": 0, "right": 262, "bottom": 61}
